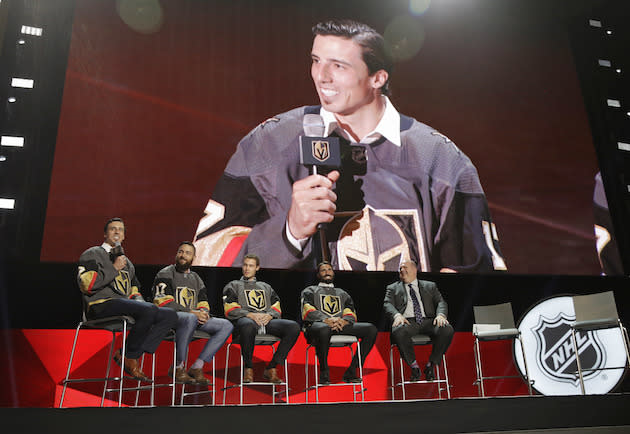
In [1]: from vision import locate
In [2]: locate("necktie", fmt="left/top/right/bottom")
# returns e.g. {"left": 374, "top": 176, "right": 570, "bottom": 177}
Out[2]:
{"left": 409, "top": 284, "right": 423, "bottom": 323}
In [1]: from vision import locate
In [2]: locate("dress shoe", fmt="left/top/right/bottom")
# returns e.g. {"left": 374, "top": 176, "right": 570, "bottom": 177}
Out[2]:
{"left": 424, "top": 363, "right": 436, "bottom": 381}
{"left": 187, "top": 368, "right": 211, "bottom": 386}
{"left": 113, "top": 349, "right": 152, "bottom": 383}
{"left": 243, "top": 367, "right": 254, "bottom": 383}
{"left": 342, "top": 368, "right": 362, "bottom": 383}
{"left": 409, "top": 367, "right": 422, "bottom": 382}
{"left": 319, "top": 370, "right": 330, "bottom": 385}
{"left": 263, "top": 367, "right": 282, "bottom": 384}
{"left": 168, "top": 366, "right": 195, "bottom": 384}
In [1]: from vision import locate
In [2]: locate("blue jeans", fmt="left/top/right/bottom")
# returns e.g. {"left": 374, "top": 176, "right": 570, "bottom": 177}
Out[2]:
{"left": 175, "top": 312, "right": 233, "bottom": 365}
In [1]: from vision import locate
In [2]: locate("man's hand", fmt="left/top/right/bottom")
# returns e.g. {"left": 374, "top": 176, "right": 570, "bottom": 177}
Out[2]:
{"left": 392, "top": 313, "right": 409, "bottom": 328}
{"left": 113, "top": 255, "right": 127, "bottom": 271}
{"left": 434, "top": 314, "right": 449, "bottom": 327}
{"left": 323, "top": 317, "right": 347, "bottom": 332}
{"left": 192, "top": 310, "right": 209, "bottom": 325}
{"left": 247, "top": 312, "right": 273, "bottom": 326}
{"left": 287, "top": 170, "right": 340, "bottom": 240}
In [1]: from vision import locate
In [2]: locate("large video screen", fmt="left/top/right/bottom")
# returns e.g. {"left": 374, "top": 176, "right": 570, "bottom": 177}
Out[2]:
{"left": 41, "top": 0, "right": 610, "bottom": 274}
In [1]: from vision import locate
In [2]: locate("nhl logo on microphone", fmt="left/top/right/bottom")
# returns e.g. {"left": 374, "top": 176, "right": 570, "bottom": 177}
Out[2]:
{"left": 311, "top": 140, "right": 330, "bottom": 162}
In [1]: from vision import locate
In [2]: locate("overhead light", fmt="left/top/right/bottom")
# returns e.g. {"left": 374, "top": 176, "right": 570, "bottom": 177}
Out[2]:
{"left": 598, "top": 59, "right": 611, "bottom": 67}
{"left": 21, "top": 25, "right": 43, "bottom": 36}
{"left": 1, "top": 136, "right": 25, "bottom": 147}
{"left": 0, "top": 156, "right": 6, "bottom": 162}
{"left": 588, "top": 19, "right": 602, "bottom": 28}
{"left": 616, "top": 69, "right": 622, "bottom": 74}
{"left": 0, "top": 198, "right": 16, "bottom": 210}
{"left": 606, "top": 99, "right": 621, "bottom": 108}
{"left": 17, "top": 39, "right": 26, "bottom": 45}
{"left": 8, "top": 97, "right": 16, "bottom": 103}
{"left": 606, "top": 30, "right": 613, "bottom": 35}
{"left": 11, "top": 78, "right": 34, "bottom": 88}
{"left": 618, "top": 142, "right": 630, "bottom": 152}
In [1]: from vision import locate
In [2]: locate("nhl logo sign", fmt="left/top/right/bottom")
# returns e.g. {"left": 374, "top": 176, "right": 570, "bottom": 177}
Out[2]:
{"left": 312, "top": 140, "right": 330, "bottom": 162}
{"left": 514, "top": 295, "right": 627, "bottom": 395}
{"left": 532, "top": 312, "right": 604, "bottom": 384}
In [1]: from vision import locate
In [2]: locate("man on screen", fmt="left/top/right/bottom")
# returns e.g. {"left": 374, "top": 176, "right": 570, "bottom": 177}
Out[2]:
{"left": 77, "top": 218, "right": 178, "bottom": 382}
{"left": 193, "top": 19, "right": 506, "bottom": 273}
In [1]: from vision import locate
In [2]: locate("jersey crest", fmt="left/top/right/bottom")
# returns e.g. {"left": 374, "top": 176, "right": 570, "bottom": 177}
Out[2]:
{"left": 320, "top": 294, "right": 341, "bottom": 316}
{"left": 176, "top": 286, "right": 196, "bottom": 309}
{"left": 245, "top": 289, "right": 267, "bottom": 311}
{"left": 336, "top": 206, "right": 428, "bottom": 272}
{"left": 113, "top": 270, "right": 131, "bottom": 294}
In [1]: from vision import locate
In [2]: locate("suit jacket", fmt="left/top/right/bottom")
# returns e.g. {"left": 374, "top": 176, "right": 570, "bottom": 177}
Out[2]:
{"left": 383, "top": 279, "right": 447, "bottom": 328}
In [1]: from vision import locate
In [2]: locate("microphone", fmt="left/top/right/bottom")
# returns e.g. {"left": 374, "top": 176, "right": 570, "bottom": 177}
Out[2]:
{"left": 299, "top": 114, "right": 341, "bottom": 175}
{"left": 110, "top": 241, "right": 125, "bottom": 263}
{"left": 299, "top": 114, "right": 341, "bottom": 263}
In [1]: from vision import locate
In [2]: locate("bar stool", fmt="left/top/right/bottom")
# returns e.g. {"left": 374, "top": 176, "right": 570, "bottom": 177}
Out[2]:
{"left": 304, "top": 335, "right": 365, "bottom": 402}
{"left": 60, "top": 313, "right": 139, "bottom": 407}
{"left": 222, "top": 334, "right": 289, "bottom": 405}
{"left": 473, "top": 302, "right": 532, "bottom": 397}
{"left": 389, "top": 334, "right": 450, "bottom": 400}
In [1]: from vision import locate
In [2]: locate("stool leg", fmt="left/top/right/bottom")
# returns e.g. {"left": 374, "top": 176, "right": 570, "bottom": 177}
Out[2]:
{"left": 399, "top": 351, "right": 406, "bottom": 400}
{"left": 212, "top": 356, "right": 216, "bottom": 406}
{"left": 59, "top": 323, "right": 82, "bottom": 408}
{"left": 283, "top": 357, "right": 289, "bottom": 404}
{"left": 223, "top": 343, "right": 231, "bottom": 405}
{"left": 571, "top": 328, "right": 586, "bottom": 395}
{"left": 389, "top": 345, "right": 395, "bottom": 400}
{"left": 356, "top": 342, "right": 364, "bottom": 401}
{"left": 305, "top": 346, "right": 310, "bottom": 403}
{"left": 474, "top": 337, "right": 485, "bottom": 397}
{"left": 239, "top": 351, "right": 244, "bottom": 405}
{"left": 517, "top": 334, "right": 533, "bottom": 396}
{"left": 442, "top": 354, "right": 451, "bottom": 399}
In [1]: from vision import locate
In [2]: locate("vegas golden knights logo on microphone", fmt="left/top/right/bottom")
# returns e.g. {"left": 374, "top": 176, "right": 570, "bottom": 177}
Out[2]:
{"left": 312, "top": 140, "right": 330, "bottom": 162}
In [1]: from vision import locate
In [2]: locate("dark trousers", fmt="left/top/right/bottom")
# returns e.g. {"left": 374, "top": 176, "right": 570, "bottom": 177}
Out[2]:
{"left": 233, "top": 317, "right": 300, "bottom": 369}
{"left": 305, "top": 321, "right": 377, "bottom": 372}
{"left": 390, "top": 318, "right": 454, "bottom": 366}
{"left": 89, "top": 298, "right": 178, "bottom": 359}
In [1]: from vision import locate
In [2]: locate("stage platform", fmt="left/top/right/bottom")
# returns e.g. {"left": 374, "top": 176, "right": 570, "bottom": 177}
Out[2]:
{"left": 4, "top": 394, "right": 630, "bottom": 434}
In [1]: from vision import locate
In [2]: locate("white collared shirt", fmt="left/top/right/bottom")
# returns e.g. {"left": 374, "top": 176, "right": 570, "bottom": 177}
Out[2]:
{"left": 101, "top": 242, "right": 113, "bottom": 253}
{"left": 318, "top": 282, "right": 334, "bottom": 288}
{"left": 320, "top": 95, "right": 401, "bottom": 147}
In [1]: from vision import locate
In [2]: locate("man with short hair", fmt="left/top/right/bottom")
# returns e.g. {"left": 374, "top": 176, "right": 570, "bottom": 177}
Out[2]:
{"left": 384, "top": 260, "right": 454, "bottom": 381}
{"left": 223, "top": 254, "right": 300, "bottom": 384}
{"left": 152, "top": 241, "right": 233, "bottom": 384}
{"left": 193, "top": 19, "right": 505, "bottom": 274}
{"left": 301, "top": 261, "right": 377, "bottom": 384}
{"left": 77, "top": 217, "right": 178, "bottom": 382}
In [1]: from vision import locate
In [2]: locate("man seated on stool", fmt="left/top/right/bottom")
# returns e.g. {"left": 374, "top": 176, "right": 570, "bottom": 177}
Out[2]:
{"left": 384, "top": 260, "right": 454, "bottom": 381}
{"left": 152, "top": 241, "right": 233, "bottom": 385}
{"left": 223, "top": 254, "right": 300, "bottom": 384}
{"left": 77, "top": 217, "right": 178, "bottom": 382}
{"left": 301, "top": 261, "right": 377, "bottom": 384}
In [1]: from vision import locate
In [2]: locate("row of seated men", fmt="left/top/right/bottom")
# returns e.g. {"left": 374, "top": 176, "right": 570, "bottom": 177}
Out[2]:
{"left": 77, "top": 218, "right": 454, "bottom": 387}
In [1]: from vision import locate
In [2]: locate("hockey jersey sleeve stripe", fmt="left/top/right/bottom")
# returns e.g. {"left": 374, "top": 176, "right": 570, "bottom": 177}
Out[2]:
{"left": 197, "top": 301, "right": 210, "bottom": 311}
{"left": 342, "top": 308, "right": 357, "bottom": 320}
{"left": 216, "top": 235, "right": 248, "bottom": 267}
{"left": 302, "top": 304, "right": 317, "bottom": 320}
{"left": 224, "top": 302, "right": 241, "bottom": 315}
{"left": 79, "top": 271, "right": 98, "bottom": 294}
{"left": 155, "top": 295, "right": 175, "bottom": 307}
{"left": 271, "top": 301, "right": 282, "bottom": 315}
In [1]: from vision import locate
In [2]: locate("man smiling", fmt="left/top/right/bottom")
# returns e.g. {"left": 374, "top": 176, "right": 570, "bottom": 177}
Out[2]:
{"left": 194, "top": 19, "right": 505, "bottom": 274}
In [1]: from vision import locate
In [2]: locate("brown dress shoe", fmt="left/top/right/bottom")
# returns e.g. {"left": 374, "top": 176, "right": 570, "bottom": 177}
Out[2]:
{"left": 263, "top": 368, "right": 282, "bottom": 384}
{"left": 113, "top": 349, "right": 152, "bottom": 383}
{"left": 168, "top": 367, "right": 195, "bottom": 384}
{"left": 187, "top": 368, "right": 211, "bottom": 386}
{"left": 243, "top": 367, "right": 254, "bottom": 383}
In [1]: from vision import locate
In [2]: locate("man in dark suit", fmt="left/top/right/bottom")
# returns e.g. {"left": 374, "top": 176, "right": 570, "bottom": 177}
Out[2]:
{"left": 383, "top": 260, "right": 454, "bottom": 381}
